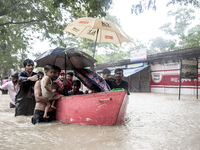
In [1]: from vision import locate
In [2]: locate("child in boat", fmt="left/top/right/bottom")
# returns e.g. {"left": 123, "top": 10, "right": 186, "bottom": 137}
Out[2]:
{"left": 41, "top": 64, "right": 57, "bottom": 118}
{"left": 68, "top": 80, "right": 84, "bottom": 95}
{"left": 90, "top": 84, "right": 102, "bottom": 93}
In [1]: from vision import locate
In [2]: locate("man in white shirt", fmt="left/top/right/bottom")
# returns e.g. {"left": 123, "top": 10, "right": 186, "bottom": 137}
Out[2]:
{"left": 0, "top": 72, "right": 19, "bottom": 108}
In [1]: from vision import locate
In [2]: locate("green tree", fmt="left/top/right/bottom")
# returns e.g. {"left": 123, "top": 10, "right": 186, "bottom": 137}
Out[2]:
{"left": 0, "top": 0, "right": 112, "bottom": 77}
{"left": 147, "top": 8, "right": 197, "bottom": 53}
{"left": 159, "top": 8, "right": 195, "bottom": 48}
{"left": 160, "top": 8, "right": 195, "bottom": 37}
{"left": 147, "top": 7, "right": 200, "bottom": 53}
{"left": 182, "top": 25, "right": 200, "bottom": 48}
{"left": 131, "top": 0, "right": 200, "bottom": 15}
{"left": 148, "top": 37, "right": 176, "bottom": 54}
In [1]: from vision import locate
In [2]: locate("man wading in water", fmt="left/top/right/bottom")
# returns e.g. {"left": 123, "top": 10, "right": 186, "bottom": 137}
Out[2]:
{"left": 32, "top": 65, "right": 68, "bottom": 124}
{"left": 15, "top": 59, "right": 38, "bottom": 116}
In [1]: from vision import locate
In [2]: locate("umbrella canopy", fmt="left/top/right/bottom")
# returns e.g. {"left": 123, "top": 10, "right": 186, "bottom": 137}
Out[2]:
{"left": 64, "top": 17, "right": 131, "bottom": 57}
{"left": 74, "top": 68, "right": 110, "bottom": 92}
{"left": 34, "top": 47, "right": 97, "bottom": 70}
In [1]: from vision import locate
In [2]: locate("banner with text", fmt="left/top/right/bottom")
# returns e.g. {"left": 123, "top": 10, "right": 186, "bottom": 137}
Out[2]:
{"left": 130, "top": 49, "right": 147, "bottom": 63}
{"left": 181, "top": 59, "right": 198, "bottom": 79}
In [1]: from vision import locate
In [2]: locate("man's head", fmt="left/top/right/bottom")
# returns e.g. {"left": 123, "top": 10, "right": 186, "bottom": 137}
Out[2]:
{"left": 102, "top": 68, "right": 111, "bottom": 80}
{"left": 23, "top": 59, "right": 34, "bottom": 74}
{"left": 67, "top": 72, "right": 73, "bottom": 82}
{"left": 52, "top": 65, "right": 61, "bottom": 80}
{"left": 37, "top": 71, "right": 44, "bottom": 80}
{"left": 59, "top": 70, "right": 65, "bottom": 81}
{"left": 114, "top": 68, "right": 123, "bottom": 80}
{"left": 11, "top": 72, "right": 19, "bottom": 84}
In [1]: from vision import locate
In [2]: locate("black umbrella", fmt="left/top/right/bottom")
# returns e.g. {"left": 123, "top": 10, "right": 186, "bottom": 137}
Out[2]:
{"left": 34, "top": 47, "right": 97, "bottom": 96}
{"left": 34, "top": 47, "right": 97, "bottom": 72}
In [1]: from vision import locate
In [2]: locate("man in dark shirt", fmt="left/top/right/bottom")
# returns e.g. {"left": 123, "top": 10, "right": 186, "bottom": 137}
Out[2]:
{"left": 111, "top": 68, "right": 129, "bottom": 93}
{"left": 15, "top": 59, "right": 38, "bottom": 116}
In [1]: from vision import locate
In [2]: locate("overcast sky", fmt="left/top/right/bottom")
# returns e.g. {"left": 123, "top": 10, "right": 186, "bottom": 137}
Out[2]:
{"left": 108, "top": 0, "right": 200, "bottom": 42}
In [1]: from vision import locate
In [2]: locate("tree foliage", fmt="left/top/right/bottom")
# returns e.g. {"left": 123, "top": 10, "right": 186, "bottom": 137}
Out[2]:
{"left": 148, "top": 37, "right": 176, "bottom": 54}
{"left": 182, "top": 25, "right": 200, "bottom": 48}
{"left": 131, "top": 0, "right": 200, "bottom": 15}
{"left": 0, "top": 0, "right": 112, "bottom": 78}
{"left": 159, "top": 8, "right": 195, "bottom": 38}
{"left": 148, "top": 7, "right": 198, "bottom": 54}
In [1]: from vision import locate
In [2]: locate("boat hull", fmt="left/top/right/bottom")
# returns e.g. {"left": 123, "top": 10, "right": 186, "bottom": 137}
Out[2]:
{"left": 56, "top": 90, "right": 128, "bottom": 125}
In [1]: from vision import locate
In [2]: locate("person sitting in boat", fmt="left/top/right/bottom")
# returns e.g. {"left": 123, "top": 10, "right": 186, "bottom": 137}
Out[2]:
{"left": 90, "top": 84, "right": 102, "bottom": 93}
{"left": 41, "top": 64, "right": 59, "bottom": 118}
{"left": 55, "top": 70, "right": 72, "bottom": 95}
{"left": 68, "top": 80, "right": 84, "bottom": 95}
{"left": 102, "top": 68, "right": 114, "bottom": 89}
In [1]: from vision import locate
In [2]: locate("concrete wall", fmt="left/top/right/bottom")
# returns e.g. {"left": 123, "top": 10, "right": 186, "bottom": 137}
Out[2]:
{"left": 150, "top": 59, "right": 200, "bottom": 95}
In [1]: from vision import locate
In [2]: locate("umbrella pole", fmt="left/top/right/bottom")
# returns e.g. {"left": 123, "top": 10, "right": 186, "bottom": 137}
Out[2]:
{"left": 64, "top": 52, "right": 68, "bottom": 96}
{"left": 65, "top": 52, "right": 67, "bottom": 77}
{"left": 93, "top": 29, "right": 99, "bottom": 58}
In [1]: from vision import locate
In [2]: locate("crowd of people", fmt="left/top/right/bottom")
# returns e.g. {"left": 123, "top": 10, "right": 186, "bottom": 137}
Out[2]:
{"left": 0, "top": 58, "right": 129, "bottom": 125}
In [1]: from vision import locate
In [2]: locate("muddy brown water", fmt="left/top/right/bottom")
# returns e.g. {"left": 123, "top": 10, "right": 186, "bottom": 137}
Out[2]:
{"left": 0, "top": 93, "right": 200, "bottom": 150}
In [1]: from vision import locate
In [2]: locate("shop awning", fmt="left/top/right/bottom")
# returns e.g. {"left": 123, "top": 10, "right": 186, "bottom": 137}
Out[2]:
{"left": 111, "top": 65, "right": 149, "bottom": 77}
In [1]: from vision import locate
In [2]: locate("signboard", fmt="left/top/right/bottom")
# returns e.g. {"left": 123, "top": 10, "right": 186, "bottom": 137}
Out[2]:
{"left": 130, "top": 49, "right": 147, "bottom": 63}
{"left": 181, "top": 59, "right": 198, "bottom": 79}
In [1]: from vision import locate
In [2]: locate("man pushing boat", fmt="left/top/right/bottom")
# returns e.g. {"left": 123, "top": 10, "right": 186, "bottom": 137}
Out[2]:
{"left": 31, "top": 65, "right": 69, "bottom": 124}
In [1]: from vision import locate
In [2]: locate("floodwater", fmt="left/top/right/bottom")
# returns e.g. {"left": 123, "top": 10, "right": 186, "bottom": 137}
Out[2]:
{"left": 0, "top": 93, "right": 200, "bottom": 150}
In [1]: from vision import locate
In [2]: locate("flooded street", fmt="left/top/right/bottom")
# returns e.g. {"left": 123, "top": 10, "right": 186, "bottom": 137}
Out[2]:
{"left": 1, "top": 93, "right": 200, "bottom": 150}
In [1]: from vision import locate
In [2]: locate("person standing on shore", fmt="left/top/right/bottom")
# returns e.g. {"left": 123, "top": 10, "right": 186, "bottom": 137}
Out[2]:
{"left": 0, "top": 72, "right": 20, "bottom": 108}
{"left": 15, "top": 59, "right": 38, "bottom": 116}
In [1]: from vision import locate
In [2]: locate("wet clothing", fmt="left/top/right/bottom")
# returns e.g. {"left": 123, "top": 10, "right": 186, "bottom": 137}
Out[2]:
{"left": 15, "top": 71, "right": 37, "bottom": 116}
{"left": 10, "top": 102, "right": 15, "bottom": 108}
{"left": 111, "top": 80, "right": 129, "bottom": 93}
{"left": 0, "top": 81, "right": 19, "bottom": 105}
{"left": 31, "top": 109, "right": 56, "bottom": 125}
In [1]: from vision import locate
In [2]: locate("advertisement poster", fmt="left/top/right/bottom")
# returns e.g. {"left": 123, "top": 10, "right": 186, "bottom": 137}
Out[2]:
{"left": 181, "top": 59, "right": 198, "bottom": 79}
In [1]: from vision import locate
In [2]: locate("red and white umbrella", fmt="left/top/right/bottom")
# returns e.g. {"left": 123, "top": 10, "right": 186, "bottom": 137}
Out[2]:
{"left": 64, "top": 17, "right": 131, "bottom": 57}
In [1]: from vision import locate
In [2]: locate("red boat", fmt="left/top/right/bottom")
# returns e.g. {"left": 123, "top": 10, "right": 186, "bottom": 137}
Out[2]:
{"left": 56, "top": 90, "right": 129, "bottom": 125}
